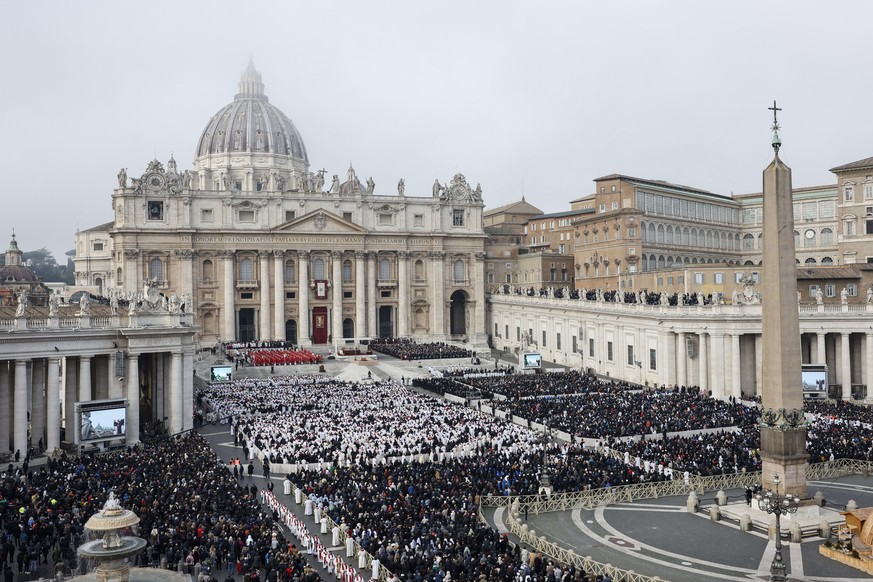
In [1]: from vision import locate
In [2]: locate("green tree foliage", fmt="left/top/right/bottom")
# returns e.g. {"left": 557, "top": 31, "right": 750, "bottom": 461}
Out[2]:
{"left": 14, "top": 247, "right": 76, "bottom": 284}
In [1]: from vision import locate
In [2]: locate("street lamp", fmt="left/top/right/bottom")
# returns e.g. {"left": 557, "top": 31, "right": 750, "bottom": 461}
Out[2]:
{"left": 756, "top": 474, "right": 800, "bottom": 582}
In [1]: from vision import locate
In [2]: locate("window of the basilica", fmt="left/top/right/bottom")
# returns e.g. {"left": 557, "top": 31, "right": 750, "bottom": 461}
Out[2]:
{"left": 313, "top": 258, "right": 325, "bottom": 279}
{"left": 239, "top": 210, "right": 255, "bottom": 223}
{"left": 239, "top": 258, "right": 254, "bottom": 281}
{"left": 453, "top": 209, "right": 465, "bottom": 227}
{"left": 342, "top": 260, "right": 352, "bottom": 282}
{"left": 202, "top": 260, "right": 214, "bottom": 283}
{"left": 201, "top": 209, "right": 214, "bottom": 223}
{"left": 285, "top": 211, "right": 296, "bottom": 222}
{"left": 379, "top": 258, "right": 391, "bottom": 281}
{"left": 379, "top": 213, "right": 393, "bottom": 226}
{"left": 148, "top": 201, "right": 164, "bottom": 221}
{"left": 343, "top": 212, "right": 353, "bottom": 222}
{"left": 284, "top": 261, "right": 295, "bottom": 283}
{"left": 453, "top": 260, "right": 465, "bottom": 282}
{"left": 414, "top": 260, "right": 425, "bottom": 282}
{"left": 148, "top": 258, "right": 163, "bottom": 281}
{"left": 414, "top": 214, "right": 424, "bottom": 227}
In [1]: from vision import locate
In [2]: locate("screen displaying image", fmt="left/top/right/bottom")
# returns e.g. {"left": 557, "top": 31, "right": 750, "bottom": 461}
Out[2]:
{"left": 80, "top": 406, "right": 126, "bottom": 442}
{"left": 523, "top": 353, "right": 542, "bottom": 369}
{"left": 211, "top": 365, "right": 233, "bottom": 382}
{"left": 802, "top": 369, "right": 827, "bottom": 393}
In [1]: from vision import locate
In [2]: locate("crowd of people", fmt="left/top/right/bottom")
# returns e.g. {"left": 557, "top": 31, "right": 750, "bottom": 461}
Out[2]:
{"left": 462, "top": 370, "right": 635, "bottom": 400}
{"left": 369, "top": 338, "right": 475, "bottom": 360}
{"left": 501, "top": 285, "right": 718, "bottom": 307}
{"left": 0, "top": 433, "right": 324, "bottom": 582}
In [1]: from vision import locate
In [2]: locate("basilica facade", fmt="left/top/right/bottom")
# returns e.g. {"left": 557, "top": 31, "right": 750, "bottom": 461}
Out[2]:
{"left": 75, "top": 62, "right": 488, "bottom": 348}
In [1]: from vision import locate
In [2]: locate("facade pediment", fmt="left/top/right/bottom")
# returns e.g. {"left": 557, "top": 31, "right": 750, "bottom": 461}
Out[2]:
{"left": 273, "top": 209, "right": 368, "bottom": 234}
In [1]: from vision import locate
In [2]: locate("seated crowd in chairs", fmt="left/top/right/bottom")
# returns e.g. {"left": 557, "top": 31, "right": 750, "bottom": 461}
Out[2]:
{"left": 369, "top": 337, "right": 474, "bottom": 360}
{"left": 245, "top": 349, "right": 323, "bottom": 366}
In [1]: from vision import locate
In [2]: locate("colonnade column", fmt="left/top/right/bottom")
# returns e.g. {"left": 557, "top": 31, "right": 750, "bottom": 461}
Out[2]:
{"left": 64, "top": 359, "right": 77, "bottom": 444}
{"left": 710, "top": 333, "right": 725, "bottom": 399}
{"left": 0, "top": 363, "right": 10, "bottom": 454}
{"left": 107, "top": 354, "right": 123, "bottom": 399}
{"left": 46, "top": 357, "right": 61, "bottom": 454}
{"left": 13, "top": 360, "right": 28, "bottom": 458}
{"left": 126, "top": 354, "right": 139, "bottom": 445}
{"left": 473, "top": 252, "right": 486, "bottom": 342}
{"left": 397, "top": 251, "right": 409, "bottom": 337}
{"left": 677, "top": 333, "right": 687, "bottom": 387}
{"left": 297, "top": 251, "right": 311, "bottom": 346}
{"left": 431, "top": 251, "right": 446, "bottom": 339}
{"left": 841, "top": 332, "right": 852, "bottom": 400}
{"left": 222, "top": 250, "right": 236, "bottom": 341}
{"left": 664, "top": 332, "right": 676, "bottom": 387}
{"left": 331, "top": 251, "right": 344, "bottom": 342}
{"left": 31, "top": 360, "right": 46, "bottom": 450}
{"left": 273, "top": 251, "right": 286, "bottom": 341}
{"left": 355, "top": 251, "right": 366, "bottom": 337}
{"left": 79, "top": 356, "right": 92, "bottom": 402}
{"left": 731, "top": 333, "right": 742, "bottom": 399}
{"left": 367, "top": 252, "right": 378, "bottom": 339}
{"left": 698, "top": 334, "right": 708, "bottom": 391}
{"left": 259, "top": 251, "right": 271, "bottom": 341}
{"left": 816, "top": 332, "right": 826, "bottom": 365}
{"left": 170, "top": 352, "right": 183, "bottom": 434}
{"left": 182, "top": 350, "right": 194, "bottom": 431}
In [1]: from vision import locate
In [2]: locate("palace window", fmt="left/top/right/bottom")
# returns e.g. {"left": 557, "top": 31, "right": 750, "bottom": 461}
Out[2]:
{"left": 845, "top": 185, "right": 854, "bottom": 201}
{"left": 825, "top": 284, "right": 836, "bottom": 297}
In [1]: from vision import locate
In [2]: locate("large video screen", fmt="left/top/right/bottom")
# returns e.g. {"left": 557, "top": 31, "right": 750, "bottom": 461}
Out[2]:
{"left": 801, "top": 367, "right": 827, "bottom": 394}
{"left": 77, "top": 399, "right": 127, "bottom": 443}
{"left": 522, "top": 353, "right": 542, "bottom": 369}
{"left": 211, "top": 365, "right": 233, "bottom": 382}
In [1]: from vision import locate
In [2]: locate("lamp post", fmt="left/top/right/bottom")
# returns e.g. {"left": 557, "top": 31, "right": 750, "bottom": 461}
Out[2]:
{"left": 756, "top": 474, "right": 800, "bottom": 581}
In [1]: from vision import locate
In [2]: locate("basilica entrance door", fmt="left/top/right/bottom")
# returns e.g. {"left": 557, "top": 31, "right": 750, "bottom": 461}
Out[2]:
{"left": 450, "top": 290, "right": 467, "bottom": 336}
{"left": 312, "top": 307, "right": 328, "bottom": 344}
{"left": 238, "top": 308, "right": 255, "bottom": 342}
{"left": 285, "top": 320, "right": 297, "bottom": 345}
{"left": 378, "top": 306, "right": 394, "bottom": 338}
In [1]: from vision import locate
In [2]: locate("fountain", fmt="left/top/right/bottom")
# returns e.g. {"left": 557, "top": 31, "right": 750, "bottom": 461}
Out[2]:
{"left": 77, "top": 492, "right": 148, "bottom": 582}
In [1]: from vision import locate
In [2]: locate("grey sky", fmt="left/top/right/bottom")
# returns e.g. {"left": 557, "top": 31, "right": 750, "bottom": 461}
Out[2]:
{"left": 2, "top": 1, "right": 872, "bottom": 261}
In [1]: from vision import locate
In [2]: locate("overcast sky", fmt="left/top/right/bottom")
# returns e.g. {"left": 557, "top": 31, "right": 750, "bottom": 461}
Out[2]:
{"left": 2, "top": 1, "right": 872, "bottom": 260}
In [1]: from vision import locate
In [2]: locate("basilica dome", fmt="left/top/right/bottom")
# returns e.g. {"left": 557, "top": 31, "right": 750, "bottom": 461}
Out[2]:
{"left": 195, "top": 61, "right": 308, "bottom": 163}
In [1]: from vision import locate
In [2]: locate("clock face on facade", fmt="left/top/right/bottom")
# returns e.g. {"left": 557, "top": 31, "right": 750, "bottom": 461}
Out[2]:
{"left": 145, "top": 173, "right": 166, "bottom": 191}
{"left": 805, "top": 230, "right": 815, "bottom": 239}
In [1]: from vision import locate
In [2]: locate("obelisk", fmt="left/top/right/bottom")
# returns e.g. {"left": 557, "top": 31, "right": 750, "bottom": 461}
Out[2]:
{"left": 759, "top": 101, "right": 807, "bottom": 497}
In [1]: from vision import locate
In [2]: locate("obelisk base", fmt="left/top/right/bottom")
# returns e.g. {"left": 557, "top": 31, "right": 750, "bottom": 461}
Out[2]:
{"left": 760, "top": 427, "right": 808, "bottom": 498}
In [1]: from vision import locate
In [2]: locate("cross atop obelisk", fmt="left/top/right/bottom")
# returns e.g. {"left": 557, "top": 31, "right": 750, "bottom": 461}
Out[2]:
{"left": 759, "top": 100, "right": 807, "bottom": 497}
{"left": 769, "top": 100, "right": 782, "bottom": 153}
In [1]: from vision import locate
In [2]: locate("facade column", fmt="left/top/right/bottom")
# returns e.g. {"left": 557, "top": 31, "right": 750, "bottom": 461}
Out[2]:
{"left": 397, "top": 251, "right": 410, "bottom": 337}
{"left": 664, "top": 332, "right": 676, "bottom": 387}
{"left": 64, "top": 358, "right": 78, "bottom": 444}
{"left": 107, "top": 352, "right": 123, "bottom": 399}
{"left": 710, "top": 333, "right": 725, "bottom": 399}
{"left": 731, "top": 333, "right": 742, "bottom": 399}
{"left": 332, "top": 251, "right": 344, "bottom": 342}
{"left": 367, "top": 252, "right": 378, "bottom": 339}
{"left": 13, "top": 360, "right": 28, "bottom": 458}
{"left": 841, "top": 332, "right": 852, "bottom": 400}
{"left": 355, "top": 251, "right": 366, "bottom": 337}
{"left": 431, "top": 251, "right": 446, "bottom": 340}
{"left": 0, "top": 363, "right": 10, "bottom": 454}
{"left": 259, "top": 251, "right": 272, "bottom": 341}
{"left": 816, "top": 332, "right": 827, "bottom": 365}
{"left": 676, "top": 333, "right": 687, "bottom": 387}
{"left": 123, "top": 249, "right": 139, "bottom": 294}
{"left": 170, "top": 352, "right": 183, "bottom": 434}
{"left": 698, "top": 333, "right": 708, "bottom": 392}
{"left": 79, "top": 356, "right": 92, "bottom": 402}
{"left": 273, "top": 251, "right": 286, "bottom": 341}
{"left": 297, "top": 251, "right": 311, "bottom": 345}
{"left": 222, "top": 250, "right": 236, "bottom": 341}
{"left": 472, "top": 252, "right": 486, "bottom": 344}
{"left": 176, "top": 249, "right": 195, "bottom": 298}
{"left": 126, "top": 354, "right": 140, "bottom": 445}
{"left": 31, "top": 359, "right": 46, "bottom": 450}
{"left": 46, "top": 357, "right": 61, "bottom": 454}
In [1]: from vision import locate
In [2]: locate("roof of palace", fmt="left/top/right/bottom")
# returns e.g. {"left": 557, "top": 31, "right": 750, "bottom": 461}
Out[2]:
{"left": 829, "top": 155, "right": 873, "bottom": 173}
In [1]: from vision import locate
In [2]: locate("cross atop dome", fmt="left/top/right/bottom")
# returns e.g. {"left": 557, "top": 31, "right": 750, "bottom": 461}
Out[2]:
{"left": 237, "top": 58, "right": 265, "bottom": 100}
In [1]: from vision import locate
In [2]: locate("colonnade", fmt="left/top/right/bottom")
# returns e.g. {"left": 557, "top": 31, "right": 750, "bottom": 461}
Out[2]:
{"left": 0, "top": 348, "right": 194, "bottom": 457}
